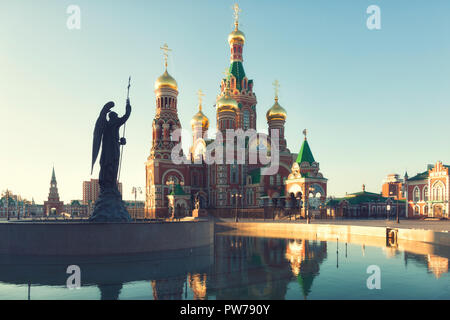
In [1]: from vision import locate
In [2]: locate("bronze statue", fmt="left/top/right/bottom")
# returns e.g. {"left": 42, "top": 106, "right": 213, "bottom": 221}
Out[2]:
{"left": 89, "top": 79, "right": 132, "bottom": 222}
{"left": 91, "top": 100, "right": 131, "bottom": 190}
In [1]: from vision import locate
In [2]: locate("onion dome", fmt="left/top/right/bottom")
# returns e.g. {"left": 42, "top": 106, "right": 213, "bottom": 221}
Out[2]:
{"left": 266, "top": 98, "right": 287, "bottom": 121}
{"left": 228, "top": 27, "right": 246, "bottom": 44}
{"left": 191, "top": 106, "right": 209, "bottom": 130}
{"left": 216, "top": 92, "right": 238, "bottom": 111}
{"left": 154, "top": 70, "right": 178, "bottom": 91}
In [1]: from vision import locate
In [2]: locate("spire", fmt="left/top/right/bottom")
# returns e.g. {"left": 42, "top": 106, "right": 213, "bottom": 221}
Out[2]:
{"left": 51, "top": 166, "right": 56, "bottom": 183}
{"left": 296, "top": 132, "right": 315, "bottom": 165}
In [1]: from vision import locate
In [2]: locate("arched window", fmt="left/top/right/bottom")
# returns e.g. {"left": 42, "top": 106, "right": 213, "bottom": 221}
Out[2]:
{"left": 243, "top": 110, "right": 250, "bottom": 130}
{"left": 423, "top": 186, "right": 429, "bottom": 202}
{"left": 413, "top": 187, "right": 420, "bottom": 202}
{"left": 424, "top": 205, "right": 429, "bottom": 215}
{"left": 414, "top": 205, "right": 420, "bottom": 215}
{"left": 432, "top": 182, "right": 445, "bottom": 201}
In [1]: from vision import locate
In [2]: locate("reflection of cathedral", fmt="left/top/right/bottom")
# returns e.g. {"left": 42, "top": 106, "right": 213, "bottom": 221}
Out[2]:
{"left": 285, "top": 239, "right": 327, "bottom": 299}
{"left": 404, "top": 251, "right": 449, "bottom": 279}
{"left": 144, "top": 5, "right": 327, "bottom": 218}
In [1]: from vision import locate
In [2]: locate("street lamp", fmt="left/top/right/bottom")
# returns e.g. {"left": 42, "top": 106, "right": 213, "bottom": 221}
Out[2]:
{"left": 306, "top": 186, "right": 315, "bottom": 224}
{"left": 386, "top": 203, "right": 391, "bottom": 221}
{"left": 131, "top": 187, "right": 142, "bottom": 221}
{"left": 231, "top": 193, "right": 242, "bottom": 222}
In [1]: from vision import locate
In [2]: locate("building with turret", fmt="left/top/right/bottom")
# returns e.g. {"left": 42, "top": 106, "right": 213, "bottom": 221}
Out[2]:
{"left": 43, "top": 167, "right": 64, "bottom": 216}
{"left": 144, "top": 5, "right": 327, "bottom": 218}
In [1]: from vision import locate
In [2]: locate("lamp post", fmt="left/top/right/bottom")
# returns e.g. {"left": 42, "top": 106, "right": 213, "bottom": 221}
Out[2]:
{"left": 131, "top": 187, "right": 142, "bottom": 221}
{"left": 306, "top": 186, "right": 315, "bottom": 224}
{"left": 386, "top": 203, "right": 391, "bottom": 222}
{"left": 389, "top": 190, "right": 400, "bottom": 224}
{"left": 231, "top": 193, "right": 242, "bottom": 222}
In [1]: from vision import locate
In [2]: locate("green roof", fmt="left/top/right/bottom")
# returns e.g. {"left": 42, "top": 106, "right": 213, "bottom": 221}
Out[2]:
{"left": 327, "top": 191, "right": 405, "bottom": 206}
{"left": 228, "top": 61, "right": 246, "bottom": 90}
{"left": 296, "top": 139, "right": 315, "bottom": 164}
{"left": 170, "top": 184, "right": 188, "bottom": 196}
{"left": 408, "top": 171, "right": 428, "bottom": 181}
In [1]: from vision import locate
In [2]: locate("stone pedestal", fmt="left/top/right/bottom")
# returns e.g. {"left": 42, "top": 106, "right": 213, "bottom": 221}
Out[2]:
{"left": 89, "top": 187, "right": 131, "bottom": 222}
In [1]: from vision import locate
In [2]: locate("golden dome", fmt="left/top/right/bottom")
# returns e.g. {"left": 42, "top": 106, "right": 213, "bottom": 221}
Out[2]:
{"left": 154, "top": 70, "right": 178, "bottom": 91}
{"left": 191, "top": 107, "right": 209, "bottom": 129}
{"left": 266, "top": 98, "right": 287, "bottom": 121}
{"left": 216, "top": 93, "right": 238, "bottom": 111}
{"left": 228, "top": 28, "right": 246, "bottom": 44}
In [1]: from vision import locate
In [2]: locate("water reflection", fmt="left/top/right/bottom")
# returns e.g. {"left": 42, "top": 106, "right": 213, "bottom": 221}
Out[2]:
{"left": 0, "top": 234, "right": 448, "bottom": 300}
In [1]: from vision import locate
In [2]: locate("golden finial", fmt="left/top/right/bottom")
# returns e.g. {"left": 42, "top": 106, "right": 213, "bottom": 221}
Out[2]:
{"left": 197, "top": 89, "right": 205, "bottom": 111}
{"left": 160, "top": 43, "right": 172, "bottom": 69}
{"left": 303, "top": 129, "right": 308, "bottom": 140}
{"left": 232, "top": 3, "right": 241, "bottom": 30}
{"left": 273, "top": 80, "right": 280, "bottom": 101}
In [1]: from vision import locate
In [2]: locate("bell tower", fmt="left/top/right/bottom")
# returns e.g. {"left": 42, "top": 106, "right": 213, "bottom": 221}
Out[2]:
{"left": 219, "top": 3, "right": 257, "bottom": 131}
{"left": 149, "top": 43, "right": 182, "bottom": 160}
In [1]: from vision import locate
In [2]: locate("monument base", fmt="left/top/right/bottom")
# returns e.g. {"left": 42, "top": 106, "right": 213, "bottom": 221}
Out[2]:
{"left": 90, "top": 187, "right": 131, "bottom": 222}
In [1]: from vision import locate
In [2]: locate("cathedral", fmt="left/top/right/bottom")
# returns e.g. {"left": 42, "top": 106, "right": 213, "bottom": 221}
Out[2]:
{"left": 145, "top": 5, "right": 327, "bottom": 219}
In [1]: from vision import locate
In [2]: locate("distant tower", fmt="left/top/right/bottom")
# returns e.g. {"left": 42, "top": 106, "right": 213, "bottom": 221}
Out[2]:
{"left": 266, "top": 80, "right": 287, "bottom": 152}
{"left": 43, "top": 166, "right": 64, "bottom": 216}
{"left": 219, "top": 3, "right": 257, "bottom": 130}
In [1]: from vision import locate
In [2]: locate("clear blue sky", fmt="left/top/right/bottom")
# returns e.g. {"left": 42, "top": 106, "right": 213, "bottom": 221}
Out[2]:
{"left": 1, "top": 0, "right": 449, "bottom": 203}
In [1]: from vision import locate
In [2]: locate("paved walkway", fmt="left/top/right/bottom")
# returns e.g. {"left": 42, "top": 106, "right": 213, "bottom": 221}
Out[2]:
{"left": 217, "top": 218, "right": 450, "bottom": 232}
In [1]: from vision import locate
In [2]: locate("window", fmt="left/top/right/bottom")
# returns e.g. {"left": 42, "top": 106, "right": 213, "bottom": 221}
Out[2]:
{"left": 413, "top": 187, "right": 420, "bottom": 202}
{"left": 270, "top": 176, "right": 274, "bottom": 185}
{"left": 276, "top": 174, "right": 281, "bottom": 186}
{"left": 432, "top": 182, "right": 445, "bottom": 201}
{"left": 424, "top": 206, "right": 429, "bottom": 215}
{"left": 243, "top": 110, "right": 250, "bottom": 130}
{"left": 423, "top": 187, "right": 429, "bottom": 202}
{"left": 246, "top": 189, "right": 254, "bottom": 205}
{"left": 414, "top": 206, "right": 420, "bottom": 215}
{"left": 231, "top": 165, "right": 239, "bottom": 184}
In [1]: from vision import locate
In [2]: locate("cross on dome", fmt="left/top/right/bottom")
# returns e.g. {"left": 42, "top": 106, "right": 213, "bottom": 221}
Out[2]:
{"left": 160, "top": 43, "right": 172, "bottom": 69}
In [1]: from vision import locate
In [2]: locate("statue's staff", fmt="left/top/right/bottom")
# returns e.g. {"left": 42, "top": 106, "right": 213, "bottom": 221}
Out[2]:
{"left": 118, "top": 76, "right": 131, "bottom": 182}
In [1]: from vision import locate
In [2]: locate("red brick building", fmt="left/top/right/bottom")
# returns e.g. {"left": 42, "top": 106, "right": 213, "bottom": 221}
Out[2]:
{"left": 144, "top": 7, "right": 326, "bottom": 219}
{"left": 381, "top": 174, "right": 405, "bottom": 200}
{"left": 404, "top": 161, "right": 449, "bottom": 218}
{"left": 43, "top": 167, "right": 64, "bottom": 216}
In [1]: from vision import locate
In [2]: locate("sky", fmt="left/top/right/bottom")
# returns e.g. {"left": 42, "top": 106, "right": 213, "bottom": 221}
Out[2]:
{"left": 1, "top": 0, "right": 449, "bottom": 203}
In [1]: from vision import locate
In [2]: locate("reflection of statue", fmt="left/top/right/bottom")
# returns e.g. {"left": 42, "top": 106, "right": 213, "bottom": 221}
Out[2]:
{"left": 89, "top": 99, "right": 132, "bottom": 222}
